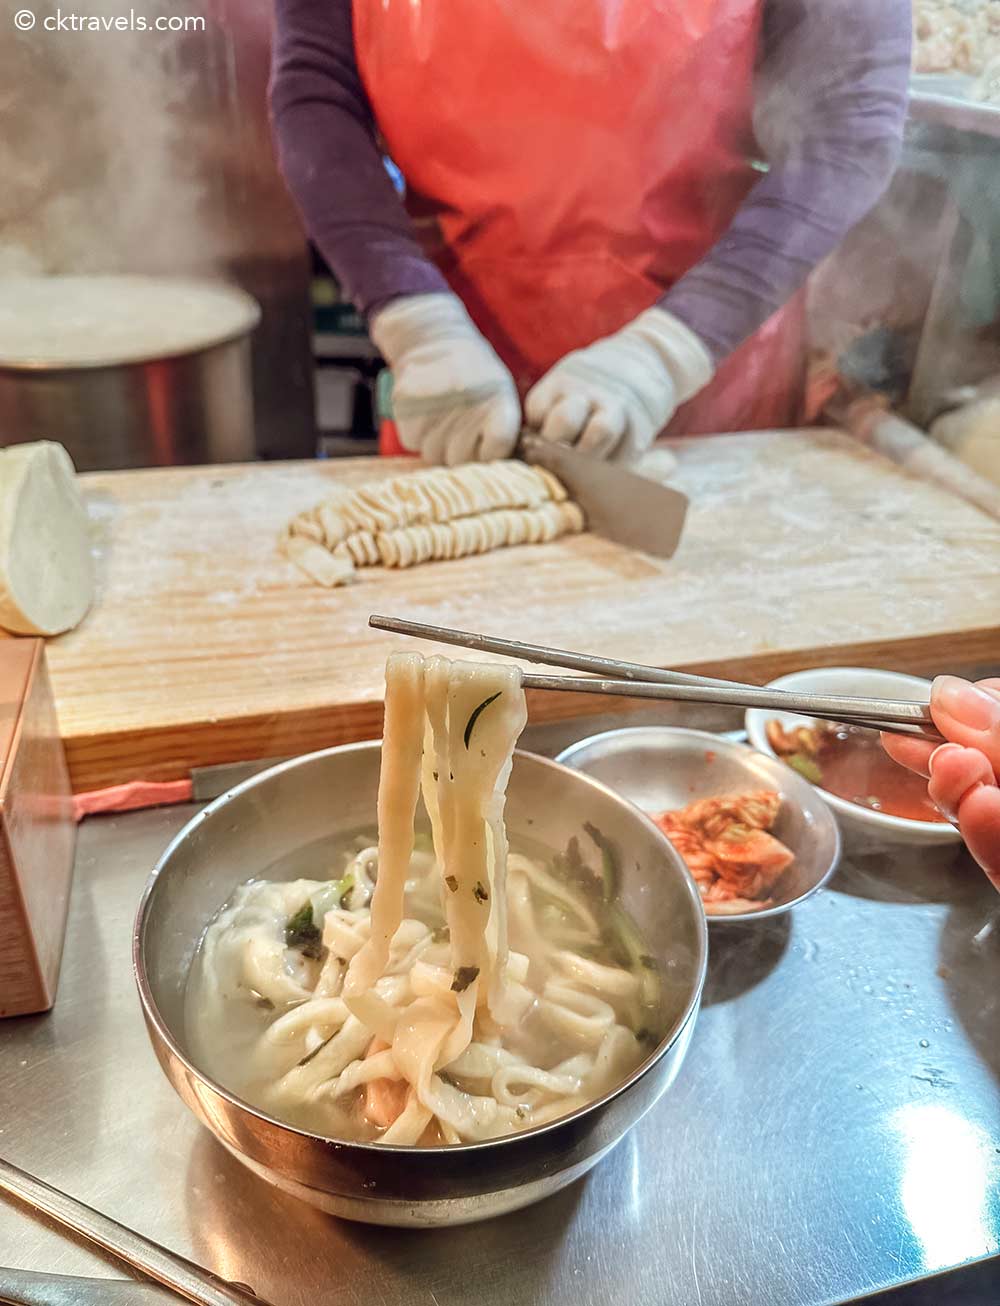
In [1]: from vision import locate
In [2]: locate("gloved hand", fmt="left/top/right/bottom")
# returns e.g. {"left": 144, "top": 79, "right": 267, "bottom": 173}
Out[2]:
{"left": 525, "top": 308, "right": 714, "bottom": 462}
{"left": 370, "top": 293, "right": 520, "bottom": 465}
{"left": 882, "top": 676, "right": 1000, "bottom": 892}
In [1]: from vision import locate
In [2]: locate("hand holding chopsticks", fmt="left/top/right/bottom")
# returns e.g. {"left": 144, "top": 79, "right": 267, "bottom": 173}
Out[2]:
{"left": 368, "top": 614, "right": 943, "bottom": 741}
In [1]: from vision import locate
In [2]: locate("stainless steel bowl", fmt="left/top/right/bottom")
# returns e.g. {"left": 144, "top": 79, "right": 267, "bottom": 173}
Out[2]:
{"left": 746, "top": 668, "right": 962, "bottom": 847}
{"left": 134, "top": 742, "right": 707, "bottom": 1227}
{"left": 556, "top": 727, "right": 842, "bottom": 925}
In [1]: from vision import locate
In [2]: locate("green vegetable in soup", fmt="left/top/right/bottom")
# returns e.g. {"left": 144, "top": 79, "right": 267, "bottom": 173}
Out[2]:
{"left": 552, "top": 834, "right": 603, "bottom": 905}
{"left": 451, "top": 965, "right": 480, "bottom": 993}
{"left": 336, "top": 871, "right": 358, "bottom": 908}
{"left": 284, "top": 901, "right": 324, "bottom": 960}
{"left": 553, "top": 827, "right": 620, "bottom": 906}
{"left": 464, "top": 692, "right": 502, "bottom": 749}
{"left": 787, "top": 752, "right": 823, "bottom": 785}
{"left": 310, "top": 869, "right": 359, "bottom": 921}
{"left": 583, "top": 822, "right": 620, "bottom": 903}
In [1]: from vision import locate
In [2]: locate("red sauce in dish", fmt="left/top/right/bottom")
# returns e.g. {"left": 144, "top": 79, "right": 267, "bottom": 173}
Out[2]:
{"left": 767, "top": 720, "right": 946, "bottom": 823}
{"left": 814, "top": 727, "right": 944, "bottom": 821}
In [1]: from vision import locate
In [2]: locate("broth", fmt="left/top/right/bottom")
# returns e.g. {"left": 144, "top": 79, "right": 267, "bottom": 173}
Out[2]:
{"left": 184, "top": 827, "right": 662, "bottom": 1145}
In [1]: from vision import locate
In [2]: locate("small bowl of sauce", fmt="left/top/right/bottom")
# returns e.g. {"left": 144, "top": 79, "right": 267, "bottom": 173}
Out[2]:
{"left": 745, "top": 668, "right": 962, "bottom": 846}
{"left": 764, "top": 719, "right": 946, "bottom": 823}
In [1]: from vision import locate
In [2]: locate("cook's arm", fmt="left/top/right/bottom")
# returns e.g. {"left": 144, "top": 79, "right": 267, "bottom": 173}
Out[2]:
{"left": 269, "top": 0, "right": 447, "bottom": 315}
{"left": 269, "top": 0, "right": 520, "bottom": 463}
{"left": 661, "top": 0, "right": 912, "bottom": 363}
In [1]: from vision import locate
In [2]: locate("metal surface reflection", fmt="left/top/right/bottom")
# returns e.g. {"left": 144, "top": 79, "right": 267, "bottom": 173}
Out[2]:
{"left": 0, "top": 761, "right": 999, "bottom": 1304}
{"left": 894, "top": 1102, "right": 998, "bottom": 1271}
{"left": 625, "top": 1131, "right": 642, "bottom": 1221}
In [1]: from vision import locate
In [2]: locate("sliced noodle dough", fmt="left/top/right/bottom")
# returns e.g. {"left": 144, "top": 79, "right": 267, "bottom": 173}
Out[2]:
{"left": 554, "top": 951, "right": 641, "bottom": 999}
{"left": 376, "top": 502, "right": 583, "bottom": 569}
{"left": 189, "top": 654, "right": 655, "bottom": 1148}
{"left": 343, "top": 656, "right": 528, "bottom": 1131}
{"left": 491, "top": 1059, "right": 588, "bottom": 1109}
{"left": 265, "top": 998, "right": 349, "bottom": 1045}
{"left": 282, "top": 460, "right": 584, "bottom": 586}
{"left": 343, "top": 653, "right": 425, "bottom": 1042}
{"left": 317, "top": 500, "right": 352, "bottom": 547}
{"left": 267, "top": 1015, "right": 373, "bottom": 1107}
{"left": 381, "top": 1090, "right": 435, "bottom": 1145}
{"left": 279, "top": 532, "right": 356, "bottom": 588}
{"left": 539, "top": 982, "right": 617, "bottom": 1048}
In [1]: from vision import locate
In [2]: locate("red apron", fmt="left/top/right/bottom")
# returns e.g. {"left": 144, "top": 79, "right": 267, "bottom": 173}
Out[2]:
{"left": 355, "top": 0, "right": 804, "bottom": 452}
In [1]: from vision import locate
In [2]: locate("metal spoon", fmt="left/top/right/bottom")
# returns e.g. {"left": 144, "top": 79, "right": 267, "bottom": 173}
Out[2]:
{"left": 0, "top": 1266, "right": 184, "bottom": 1305}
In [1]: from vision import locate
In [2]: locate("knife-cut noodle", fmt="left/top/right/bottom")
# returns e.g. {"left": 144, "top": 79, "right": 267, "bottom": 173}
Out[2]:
{"left": 185, "top": 655, "right": 661, "bottom": 1145}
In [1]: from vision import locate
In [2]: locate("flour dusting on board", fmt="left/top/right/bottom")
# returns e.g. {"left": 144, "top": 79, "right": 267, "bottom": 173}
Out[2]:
{"left": 46, "top": 436, "right": 1000, "bottom": 775}
{"left": 422, "top": 434, "right": 999, "bottom": 653}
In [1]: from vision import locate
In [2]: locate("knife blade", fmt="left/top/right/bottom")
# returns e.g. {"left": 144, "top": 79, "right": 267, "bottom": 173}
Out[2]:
{"left": 519, "top": 434, "right": 688, "bottom": 559}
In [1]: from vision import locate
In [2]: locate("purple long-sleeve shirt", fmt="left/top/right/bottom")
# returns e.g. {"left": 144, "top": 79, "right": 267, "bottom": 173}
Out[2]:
{"left": 270, "top": 0, "right": 911, "bottom": 363}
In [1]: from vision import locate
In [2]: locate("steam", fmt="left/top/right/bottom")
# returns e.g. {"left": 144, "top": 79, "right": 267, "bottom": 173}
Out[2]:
{"left": 1, "top": 0, "right": 302, "bottom": 278}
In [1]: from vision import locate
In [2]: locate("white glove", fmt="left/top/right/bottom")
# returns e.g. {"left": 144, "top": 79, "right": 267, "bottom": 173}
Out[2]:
{"left": 370, "top": 293, "right": 521, "bottom": 465}
{"left": 524, "top": 308, "right": 714, "bottom": 463}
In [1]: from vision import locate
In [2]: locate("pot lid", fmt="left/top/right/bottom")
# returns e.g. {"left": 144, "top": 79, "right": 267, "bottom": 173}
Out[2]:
{"left": 0, "top": 275, "right": 261, "bottom": 370}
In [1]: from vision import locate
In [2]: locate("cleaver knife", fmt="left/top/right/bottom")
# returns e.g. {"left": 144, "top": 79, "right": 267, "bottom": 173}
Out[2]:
{"left": 519, "top": 433, "right": 688, "bottom": 559}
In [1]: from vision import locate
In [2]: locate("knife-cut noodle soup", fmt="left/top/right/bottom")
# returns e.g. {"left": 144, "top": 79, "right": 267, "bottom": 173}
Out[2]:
{"left": 185, "top": 654, "right": 661, "bottom": 1145}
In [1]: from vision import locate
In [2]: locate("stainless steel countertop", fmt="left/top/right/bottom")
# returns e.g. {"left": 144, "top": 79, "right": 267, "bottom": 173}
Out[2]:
{"left": 2, "top": 732, "right": 1000, "bottom": 1305}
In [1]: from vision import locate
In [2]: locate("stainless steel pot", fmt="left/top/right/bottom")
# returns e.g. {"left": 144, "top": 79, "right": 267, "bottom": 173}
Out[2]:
{"left": 134, "top": 743, "right": 707, "bottom": 1227}
{"left": 0, "top": 276, "right": 261, "bottom": 471}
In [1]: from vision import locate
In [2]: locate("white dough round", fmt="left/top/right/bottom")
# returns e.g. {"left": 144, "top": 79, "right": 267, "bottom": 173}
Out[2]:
{"left": 0, "top": 441, "right": 94, "bottom": 636}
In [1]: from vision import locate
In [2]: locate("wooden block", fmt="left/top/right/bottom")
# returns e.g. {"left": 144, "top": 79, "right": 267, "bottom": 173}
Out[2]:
{"left": 0, "top": 640, "right": 76, "bottom": 1017}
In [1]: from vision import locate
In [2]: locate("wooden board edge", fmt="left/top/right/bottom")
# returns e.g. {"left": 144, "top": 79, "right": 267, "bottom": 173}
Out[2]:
{"left": 61, "top": 624, "right": 1000, "bottom": 793}
{"left": 63, "top": 700, "right": 385, "bottom": 793}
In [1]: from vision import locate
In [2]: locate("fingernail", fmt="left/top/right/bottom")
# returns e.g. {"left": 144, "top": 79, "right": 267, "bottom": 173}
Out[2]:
{"left": 928, "top": 742, "right": 962, "bottom": 771}
{"left": 934, "top": 676, "right": 1000, "bottom": 731}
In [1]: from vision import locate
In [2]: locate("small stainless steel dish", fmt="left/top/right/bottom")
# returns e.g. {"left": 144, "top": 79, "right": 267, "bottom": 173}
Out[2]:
{"left": 556, "top": 727, "right": 841, "bottom": 925}
{"left": 134, "top": 742, "right": 707, "bottom": 1228}
{"left": 745, "top": 668, "right": 962, "bottom": 847}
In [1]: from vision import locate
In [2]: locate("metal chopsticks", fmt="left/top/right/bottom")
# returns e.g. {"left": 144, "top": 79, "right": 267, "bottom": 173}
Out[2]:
{"left": 0, "top": 1157, "right": 268, "bottom": 1306}
{"left": 368, "top": 614, "right": 943, "bottom": 741}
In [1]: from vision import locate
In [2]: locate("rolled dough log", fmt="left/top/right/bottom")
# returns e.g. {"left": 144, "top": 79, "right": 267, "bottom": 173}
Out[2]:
{"left": 0, "top": 442, "right": 95, "bottom": 636}
{"left": 931, "top": 398, "right": 1000, "bottom": 491}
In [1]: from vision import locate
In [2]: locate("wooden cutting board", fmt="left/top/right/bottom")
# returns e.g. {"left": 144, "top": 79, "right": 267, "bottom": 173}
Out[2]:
{"left": 36, "top": 430, "right": 1000, "bottom": 791}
